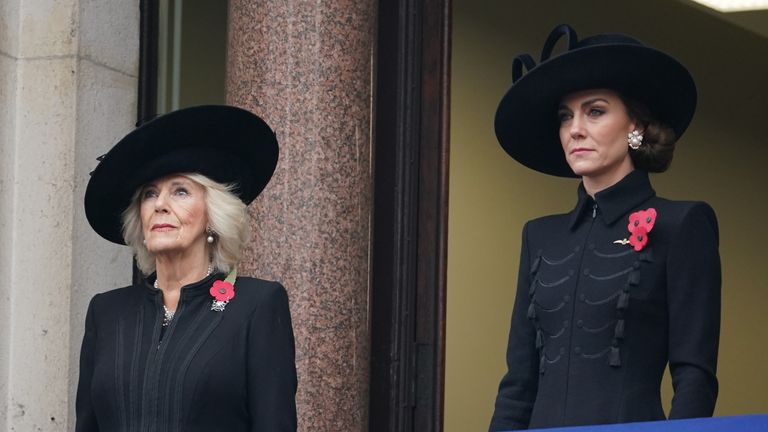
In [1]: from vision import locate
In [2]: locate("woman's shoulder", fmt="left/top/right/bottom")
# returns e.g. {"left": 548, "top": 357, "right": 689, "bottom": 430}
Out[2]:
{"left": 233, "top": 276, "right": 289, "bottom": 305}
{"left": 648, "top": 198, "right": 719, "bottom": 247}
{"left": 650, "top": 197, "right": 718, "bottom": 226}
{"left": 228, "top": 277, "right": 291, "bottom": 325}
{"left": 234, "top": 275, "right": 285, "bottom": 290}
{"left": 86, "top": 285, "right": 141, "bottom": 318}
{"left": 526, "top": 212, "right": 572, "bottom": 228}
{"left": 90, "top": 284, "right": 138, "bottom": 303}
{"left": 523, "top": 212, "right": 573, "bottom": 237}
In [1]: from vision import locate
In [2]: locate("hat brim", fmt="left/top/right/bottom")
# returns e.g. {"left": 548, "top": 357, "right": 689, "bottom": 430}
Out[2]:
{"left": 85, "top": 105, "right": 278, "bottom": 244}
{"left": 495, "top": 44, "right": 697, "bottom": 177}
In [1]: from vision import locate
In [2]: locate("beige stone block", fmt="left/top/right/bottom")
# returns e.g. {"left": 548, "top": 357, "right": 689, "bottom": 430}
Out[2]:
{"left": 18, "top": 0, "right": 78, "bottom": 58}
{"left": 0, "top": 54, "right": 18, "bottom": 158}
{"left": 0, "top": 52, "right": 18, "bottom": 429}
{"left": 79, "top": 0, "right": 139, "bottom": 75}
{"left": 0, "top": 3, "right": 139, "bottom": 429}
{"left": 67, "top": 59, "right": 136, "bottom": 429}
{"left": 0, "top": 0, "right": 21, "bottom": 57}
{"left": 6, "top": 56, "right": 77, "bottom": 432}
{"left": 68, "top": 59, "right": 137, "bottom": 310}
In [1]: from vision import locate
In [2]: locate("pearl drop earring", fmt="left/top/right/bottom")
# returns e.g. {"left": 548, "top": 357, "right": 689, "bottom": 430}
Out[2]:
{"left": 628, "top": 130, "right": 643, "bottom": 150}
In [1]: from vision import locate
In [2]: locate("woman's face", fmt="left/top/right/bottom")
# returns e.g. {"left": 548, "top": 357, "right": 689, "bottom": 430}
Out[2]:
{"left": 558, "top": 89, "right": 636, "bottom": 179}
{"left": 139, "top": 174, "right": 208, "bottom": 256}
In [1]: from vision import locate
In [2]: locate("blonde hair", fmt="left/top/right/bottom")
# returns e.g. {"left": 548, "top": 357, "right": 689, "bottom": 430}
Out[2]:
{"left": 121, "top": 173, "right": 250, "bottom": 275}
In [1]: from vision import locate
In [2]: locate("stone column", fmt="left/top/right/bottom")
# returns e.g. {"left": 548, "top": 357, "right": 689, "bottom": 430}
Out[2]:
{"left": 0, "top": 0, "right": 137, "bottom": 429}
{"left": 227, "top": 1, "right": 375, "bottom": 430}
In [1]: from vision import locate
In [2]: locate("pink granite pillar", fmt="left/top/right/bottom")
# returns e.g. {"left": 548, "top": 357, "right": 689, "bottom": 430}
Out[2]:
{"left": 226, "top": 1, "right": 375, "bottom": 430}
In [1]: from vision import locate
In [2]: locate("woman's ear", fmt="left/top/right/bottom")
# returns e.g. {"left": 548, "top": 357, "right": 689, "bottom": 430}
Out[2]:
{"left": 629, "top": 119, "right": 646, "bottom": 135}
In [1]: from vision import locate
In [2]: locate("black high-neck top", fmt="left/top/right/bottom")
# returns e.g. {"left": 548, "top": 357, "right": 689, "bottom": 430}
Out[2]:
{"left": 490, "top": 170, "right": 721, "bottom": 430}
{"left": 75, "top": 273, "right": 297, "bottom": 432}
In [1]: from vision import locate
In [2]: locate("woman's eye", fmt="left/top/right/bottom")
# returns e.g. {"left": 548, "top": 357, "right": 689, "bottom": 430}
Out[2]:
{"left": 588, "top": 108, "right": 605, "bottom": 117}
{"left": 558, "top": 112, "right": 572, "bottom": 122}
{"left": 142, "top": 190, "right": 158, "bottom": 200}
{"left": 174, "top": 188, "right": 189, "bottom": 196}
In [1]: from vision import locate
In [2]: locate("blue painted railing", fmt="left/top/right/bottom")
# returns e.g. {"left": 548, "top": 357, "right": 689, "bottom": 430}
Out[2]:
{"left": 516, "top": 415, "right": 768, "bottom": 431}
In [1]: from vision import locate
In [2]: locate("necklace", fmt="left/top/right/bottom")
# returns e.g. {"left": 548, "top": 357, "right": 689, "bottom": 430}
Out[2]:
{"left": 162, "top": 305, "right": 175, "bottom": 327}
{"left": 156, "top": 264, "right": 213, "bottom": 326}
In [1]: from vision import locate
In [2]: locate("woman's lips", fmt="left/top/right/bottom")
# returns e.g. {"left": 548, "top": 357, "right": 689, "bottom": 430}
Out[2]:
{"left": 151, "top": 223, "right": 176, "bottom": 231}
{"left": 570, "top": 147, "right": 594, "bottom": 155}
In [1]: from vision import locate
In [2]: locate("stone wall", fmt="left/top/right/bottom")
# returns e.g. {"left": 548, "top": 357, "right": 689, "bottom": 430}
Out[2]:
{"left": 0, "top": 1, "right": 138, "bottom": 429}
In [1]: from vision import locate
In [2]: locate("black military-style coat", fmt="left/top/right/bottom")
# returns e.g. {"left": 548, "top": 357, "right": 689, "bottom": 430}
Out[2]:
{"left": 75, "top": 273, "right": 297, "bottom": 432}
{"left": 489, "top": 170, "right": 721, "bottom": 431}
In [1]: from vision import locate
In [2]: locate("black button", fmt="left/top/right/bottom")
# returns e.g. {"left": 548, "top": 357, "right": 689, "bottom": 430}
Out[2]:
{"left": 579, "top": 293, "right": 586, "bottom": 302}
{"left": 563, "top": 320, "right": 570, "bottom": 328}
{"left": 560, "top": 347, "right": 566, "bottom": 355}
{"left": 583, "top": 269, "right": 590, "bottom": 276}
{"left": 576, "top": 320, "right": 583, "bottom": 328}
{"left": 564, "top": 295, "right": 571, "bottom": 303}
{"left": 634, "top": 262, "right": 641, "bottom": 269}
{"left": 568, "top": 269, "right": 575, "bottom": 276}
{"left": 574, "top": 346, "right": 582, "bottom": 354}
{"left": 587, "top": 243, "right": 595, "bottom": 250}
{"left": 574, "top": 245, "right": 581, "bottom": 252}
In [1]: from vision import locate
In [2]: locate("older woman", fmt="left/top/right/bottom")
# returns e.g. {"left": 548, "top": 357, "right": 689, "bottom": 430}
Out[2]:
{"left": 489, "top": 25, "right": 720, "bottom": 430}
{"left": 76, "top": 105, "right": 296, "bottom": 431}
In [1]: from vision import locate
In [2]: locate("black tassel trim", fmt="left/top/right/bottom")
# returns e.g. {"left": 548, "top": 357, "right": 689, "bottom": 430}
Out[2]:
{"left": 530, "top": 255, "right": 541, "bottom": 275}
{"left": 527, "top": 302, "right": 537, "bottom": 320}
{"left": 614, "top": 319, "right": 625, "bottom": 339}
{"left": 536, "top": 330, "right": 544, "bottom": 349}
{"left": 529, "top": 279, "right": 537, "bottom": 297}
{"left": 608, "top": 346, "right": 621, "bottom": 367}
{"left": 539, "top": 354, "right": 546, "bottom": 375}
{"left": 628, "top": 271, "right": 640, "bottom": 286}
{"left": 617, "top": 292, "right": 629, "bottom": 310}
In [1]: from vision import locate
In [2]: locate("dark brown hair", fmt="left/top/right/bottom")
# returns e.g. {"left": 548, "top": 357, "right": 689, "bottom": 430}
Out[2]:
{"left": 621, "top": 96, "right": 678, "bottom": 173}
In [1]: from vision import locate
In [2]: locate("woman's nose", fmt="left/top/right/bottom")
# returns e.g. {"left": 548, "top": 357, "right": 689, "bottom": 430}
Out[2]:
{"left": 154, "top": 191, "right": 169, "bottom": 212}
{"left": 569, "top": 116, "right": 586, "bottom": 139}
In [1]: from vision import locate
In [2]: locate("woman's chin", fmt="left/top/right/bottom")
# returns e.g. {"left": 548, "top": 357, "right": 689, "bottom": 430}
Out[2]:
{"left": 146, "top": 242, "right": 185, "bottom": 255}
{"left": 566, "top": 163, "right": 593, "bottom": 178}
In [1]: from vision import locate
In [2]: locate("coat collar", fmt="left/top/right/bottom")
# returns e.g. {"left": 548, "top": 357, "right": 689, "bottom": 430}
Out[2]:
{"left": 568, "top": 170, "right": 656, "bottom": 230}
{"left": 144, "top": 270, "right": 227, "bottom": 299}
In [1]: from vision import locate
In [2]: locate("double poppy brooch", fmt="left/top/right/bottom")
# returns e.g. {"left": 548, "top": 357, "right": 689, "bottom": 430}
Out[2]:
{"left": 614, "top": 208, "right": 657, "bottom": 252}
{"left": 210, "top": 269, "right": 237, "bottom": 312}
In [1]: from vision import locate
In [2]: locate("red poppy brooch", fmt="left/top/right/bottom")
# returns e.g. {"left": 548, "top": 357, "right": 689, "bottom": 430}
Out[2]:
{"left": 210, "top": 269, "right": 237, "bottom": 312}
{"left": 614, "top": 208, "right": 656, "bottom": 252}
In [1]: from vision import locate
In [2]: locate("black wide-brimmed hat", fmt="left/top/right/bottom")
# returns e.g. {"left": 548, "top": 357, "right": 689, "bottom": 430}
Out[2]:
{"left": 85, "top": 105, "right": 279, "bottom": 244}
{"left": 495, "top": 24, "right": 697, "bottom": 177}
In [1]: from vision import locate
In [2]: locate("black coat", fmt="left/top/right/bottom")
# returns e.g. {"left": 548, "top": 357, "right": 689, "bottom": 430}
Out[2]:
{"left": 489, "top": 170, "right": 720, "bottom": 431}
{"left": 75, "top": 273, "right": 297, "bottom": 432}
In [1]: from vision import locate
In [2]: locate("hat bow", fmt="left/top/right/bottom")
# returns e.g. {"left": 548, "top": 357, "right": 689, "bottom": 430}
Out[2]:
{"left": 512, "top": 24, "right": 578, "bottom": 83}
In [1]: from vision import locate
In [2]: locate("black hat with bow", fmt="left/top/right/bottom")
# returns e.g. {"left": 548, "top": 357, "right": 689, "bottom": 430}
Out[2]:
{"left": 85, "top": 105, "right": 279, "bottom": 244}
{"left": 495, "top": 24, "right": 697, "bottom": 177}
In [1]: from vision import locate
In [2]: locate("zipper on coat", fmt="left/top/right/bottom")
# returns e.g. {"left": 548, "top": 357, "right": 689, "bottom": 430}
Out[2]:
{"left": 157, "top": 291, "right": 186, "bottom": 349}
{"left": 562, "top": 204, "right": 598, "bottom": 421}
{"left": 140, "top": 292, "right": 184, "bottom": 432}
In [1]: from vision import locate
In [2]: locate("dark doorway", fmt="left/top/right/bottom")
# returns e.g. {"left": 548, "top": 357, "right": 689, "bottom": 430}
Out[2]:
{"left": 369, "top": 0, "right": 451, "bottom": 431}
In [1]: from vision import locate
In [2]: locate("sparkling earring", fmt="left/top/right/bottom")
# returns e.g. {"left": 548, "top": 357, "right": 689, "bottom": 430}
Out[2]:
{"left": 628, "top": 130, "right": 643, "bottom": 150}
{"left": 206, "top": 228, "right": 215, "bottom": 244}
